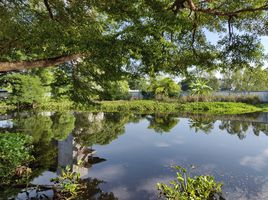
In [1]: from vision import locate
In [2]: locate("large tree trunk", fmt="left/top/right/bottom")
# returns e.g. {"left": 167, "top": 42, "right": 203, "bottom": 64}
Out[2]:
{"left": 0, "top": 54, "right": 81, "bottom": 72}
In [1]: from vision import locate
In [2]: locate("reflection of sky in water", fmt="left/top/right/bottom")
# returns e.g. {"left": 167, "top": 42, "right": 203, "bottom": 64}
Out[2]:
{"left": 10, "top": 112, "right": 267, "bottom": 200}
{"left": 86, "top": 117, "right": 268, "bottom": 200}
{"left": 0, "top": 119, "right": 13, "bottom": 128}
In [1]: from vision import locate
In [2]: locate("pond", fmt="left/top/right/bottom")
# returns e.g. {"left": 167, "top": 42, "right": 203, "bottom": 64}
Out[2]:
{"left": 1, "top": 111, "right": 268, "bottom": 199}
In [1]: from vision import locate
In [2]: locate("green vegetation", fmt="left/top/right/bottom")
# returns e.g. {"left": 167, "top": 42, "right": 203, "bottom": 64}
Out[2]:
{"left": 181, "top": 102, "right": 262, "bottom": 114}
{"left": 1, "top": 0, "right": 268, "bottom": 107}
{"left": 222, "top": 67, "right": 268, "bottom": 91}
{"left": 0, "top": 133, "right": 33, "bottom": 185}
{"left": 52, "top": 165, "right": 81, "bottom": 199}
{"left": 189, "top": 79, "right": 212, "bottom": 95}
{"left": 12, "top": 100, "right": 266, "bottom": 115}
{"left": 0, "top": 74, "right": 45, "bottom": 108}
{"left": 256, "top": 103, "right": 268, "bottom": 112}
{"left": 87, "top": 100, "right": 180, "bottom": 113}
{"left": 51, "top": 166, "right": 118, "bottom": 199}
{"left": 180, "top": 94, "right": 260, "bottom": 105}
{"left": 147, "top": 77, "right": 181, "bottom": 100}
{"left": 157, "top": 166, "right": 223, "bottom": 200}
{"left": 1, "top": 2, "right": 268, "bottom": 197}
{"left": 101, "top": 80, "right": 130, "bottom": 100}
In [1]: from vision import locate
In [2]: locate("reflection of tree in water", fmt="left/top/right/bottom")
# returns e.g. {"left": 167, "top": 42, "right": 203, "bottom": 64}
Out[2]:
{"left": 77, "top": 178, "right": 118, "bottom": 200}
{"left": 252, "top": 122, "right": 268, "bottom": 136}
{"left": 14, "top": 112, "right": 53, "bottom": 142}
{"left": 1, "top": 177, "right": 118, "bottom": 200}
{"left": 0, "top": 112, "right": 75, "bottom": 190}
{"left": 73, "top": 112, "right": 131, "bottom": 146}
{"left": 146, "top": 113, "right": 179, "bottom": 133}
{"left": 219, "top": 121, "right": 249, "bottom": 140}
{"left": 51, "top": 112, "right": 76, "bottom": 140}
{"left": 188, "top": 117, "right": 215, "bottom": 134}
{"left": 12, "top": 111, "right": 75, "bottom": 142}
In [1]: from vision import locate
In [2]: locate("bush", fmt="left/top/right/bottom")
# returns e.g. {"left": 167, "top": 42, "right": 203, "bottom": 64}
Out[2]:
{"left": 180, "top": 95, "right": 260, "bottom": 105}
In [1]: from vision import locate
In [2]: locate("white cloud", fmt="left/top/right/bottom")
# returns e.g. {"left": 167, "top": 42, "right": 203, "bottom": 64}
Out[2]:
{"left": 87, "top": 164, "right": 126, "bottom": 181}
{"left": 110, "top": 186, "right": 132, "bottom": 200}
{"left": 240, "top": 149, "right": 268, "bottom": 171}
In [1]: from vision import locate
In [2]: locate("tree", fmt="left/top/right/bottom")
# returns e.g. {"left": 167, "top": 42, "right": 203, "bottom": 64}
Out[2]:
{"left": 0, "top": 0, "right": 267, "bottom": 73}
{"left": 100, "top": 80, "right": 130, "bottom": 100}
{"left": 1, "top": 1, "right": 268, "bottom": 106}
{"left": 181, "top": 72, "right": 220, "bottom": 92}
{"left": 223, "top": 67, "right": 268, "bottom": 91}
{"left": 148, "top": 77, "right": 181, "bottom": 100}
{"left": 0, "top": 73, "right": 45, "bottom": 108}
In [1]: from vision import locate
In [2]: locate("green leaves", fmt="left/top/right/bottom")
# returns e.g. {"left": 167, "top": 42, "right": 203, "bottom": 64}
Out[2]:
{"left": 147, "top": 77, "right": 181, "bottom": 100}
{"left": 189, "top": 79, "right": 213, "bottom": 95}
{"left": 0, "top": 133, "right": 33, "bottom": 184}
{"left": 52, "top": 165, "right": 81, "bottom": 198}
{"left": 157, "top": 166, "right": 223, "bottom": 200}
{"left": 0, "top": 73, "right": 45, "bottom": 108}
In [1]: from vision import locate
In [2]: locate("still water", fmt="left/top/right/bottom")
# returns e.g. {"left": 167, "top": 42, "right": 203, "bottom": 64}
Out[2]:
{"left": 1, "top": 111, "right": 268, "bottom": 199}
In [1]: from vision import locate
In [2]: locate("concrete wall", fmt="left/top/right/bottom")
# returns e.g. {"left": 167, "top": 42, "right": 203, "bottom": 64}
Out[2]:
{"left": 129, "top": 90, "right": 143, "bottom": 99}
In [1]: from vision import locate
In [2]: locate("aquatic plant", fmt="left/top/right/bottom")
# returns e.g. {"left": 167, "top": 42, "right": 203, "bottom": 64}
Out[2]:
{"left": 0, "top": 133, "right": 33, "bottom": 184}
{"left": 157, "top": 166, "right": 223, "bottom": 200}
{"left": 52, "top": 165, "right": 118, "bottom": 199}
{"left": 52, "top": 165, "right": 81, "bottom": 198}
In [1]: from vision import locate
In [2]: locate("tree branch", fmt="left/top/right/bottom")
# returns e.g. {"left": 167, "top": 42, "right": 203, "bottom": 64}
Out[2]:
{"left": 43, "top": 0, "right": 54, "bottom": 20}
{"left": 172, "top": 0, "right": 268, "bottom": 17}
{"left": 0, "top": 54, "right": 82, "bottom": 72}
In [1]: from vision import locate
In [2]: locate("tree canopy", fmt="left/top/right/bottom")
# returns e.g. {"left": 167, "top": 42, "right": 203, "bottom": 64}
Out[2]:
{"left": 1, "top": 0, "right": 268, "bottom": 74}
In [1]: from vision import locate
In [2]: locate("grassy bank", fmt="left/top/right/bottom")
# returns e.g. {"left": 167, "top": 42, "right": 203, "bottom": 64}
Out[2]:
{"left": 89, "top": 101, "right": 263, "bottom": 114}
{"left": 1, "top": 99, "right": 268, "bottom": 114}
{"left": 29, "top": 100, "right": 268, "bottom": 114}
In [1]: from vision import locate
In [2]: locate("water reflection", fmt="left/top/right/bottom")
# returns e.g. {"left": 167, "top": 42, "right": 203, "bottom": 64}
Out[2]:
{"left": 146, "top": 113, "right": 179, "bottom": 133}
{"left": 189, "top": 117, "right": 215, "bottom": 134}
{"left": 2, "top": 111, "right": 75, "bottom": 142}
{"left": 2, "top": 111, "right": 268, "bottom": 199}
{"left": 73, "top": 112, "right": 129, "bottom": 146}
